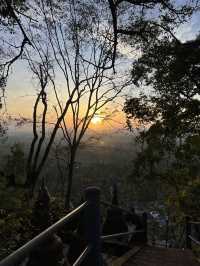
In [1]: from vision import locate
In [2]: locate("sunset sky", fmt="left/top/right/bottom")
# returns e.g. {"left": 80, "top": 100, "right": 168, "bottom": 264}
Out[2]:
{"left": 2, "top": 4, "right": 200, "bottom": 134}
{"left": 5, "top": 58, "right": 127, "bottom": 133}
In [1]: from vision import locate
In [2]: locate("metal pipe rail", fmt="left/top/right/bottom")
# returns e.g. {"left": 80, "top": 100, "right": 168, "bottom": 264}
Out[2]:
{"left": 186, "top": 217, "right": 200, "bottom": 249}
{"left": 0, "top": 202, "right": 87, "bottom": 266}
{"left": 73, "top": 245, "right": 91, "bottom": 266}
{"left": 0, "top": 187, "right": 146, "bottom": 266}
{"left": 101, "top": 230, "right": 144, "bottom": 241}
{"left": 188, "top": 235, "right": 200, "bottom": 246}
{"left": 189, "top": 221, "right": 200, "bottom": 225}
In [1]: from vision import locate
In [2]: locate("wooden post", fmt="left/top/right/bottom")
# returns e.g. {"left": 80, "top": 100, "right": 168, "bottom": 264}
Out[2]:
{"left": 84, "top": 187, "right": 102, "bottom": 266}
{"left": 186, "top": 216, "right": 192, "bottom": 249}
{"left": 142, "top": 212, "right": 148, "bottom": 243}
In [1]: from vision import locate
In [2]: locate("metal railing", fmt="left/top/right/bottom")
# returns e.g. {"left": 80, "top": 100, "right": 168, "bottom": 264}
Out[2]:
{"left": 186, "top": 218, "right": 200, "bottom": 249}
{"left": 0, "top": 202, "right": 88, "bottom": 266}
{"left": 188, "top": 235, "right": 200, "bottom": 246}
{"left": 73, "top": 245, "right": 91, "bottom": 266}
{"left": 100, "top": 204, "right": 147, "bottom": 247}
{"left": 101, "top": 230, "right": 144, "bottom": 241}
{"left": 100, "top": 200, "right": 147, "bottom": 243}
{"left": 0, "top": 187, "right": 148, "bottom": 266}
{"left": 0, "top": 187, "right": 102, "bottom": 266}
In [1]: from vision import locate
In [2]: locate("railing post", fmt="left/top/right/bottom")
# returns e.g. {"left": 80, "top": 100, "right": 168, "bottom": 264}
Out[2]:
{"left": 186, "top": 216, "right": 192, "bottom": 249}
{"left": 84, "top": 187, "right": 102, "bottom": 266}
{"left": 142, "top": 212, "right": 148, "bottom": 243}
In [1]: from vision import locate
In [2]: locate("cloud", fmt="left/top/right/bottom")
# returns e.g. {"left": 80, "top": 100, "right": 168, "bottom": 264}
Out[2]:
{"left": 176, "top": 13, "right": 200, "bottom": 42}
{"left": 117, "top": 41, "right": 142, "bottom": 60}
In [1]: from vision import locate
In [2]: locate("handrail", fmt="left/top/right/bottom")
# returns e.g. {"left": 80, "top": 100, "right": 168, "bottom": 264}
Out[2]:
{"left": 189, "top": 221, "right": 200, "bottom": 225}
{"left": 101, "top": 230, "right": 144, "bottom": 241}
{"left": 0, "top": 202, "right": 87, "bottom": 266}
{"left": 73, "top": 245, "right": 91, "bottom": 266}
{"left": 0, "top": 187, "right": 149, "bottom": 266}
{"left": 186, "top": 217, "right": 200, "bottom": 249}
{"left": 188, "top": 235, "right": 200, "bottom": 246}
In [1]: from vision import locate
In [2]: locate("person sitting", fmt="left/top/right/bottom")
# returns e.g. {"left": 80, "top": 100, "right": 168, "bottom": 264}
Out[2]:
{"left": 125, "top": 207, "right": 145, "bottom": 245}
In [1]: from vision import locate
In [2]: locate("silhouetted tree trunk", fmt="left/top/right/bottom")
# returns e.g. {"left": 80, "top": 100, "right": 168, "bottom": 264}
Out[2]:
{"left": 23, "top": 0, "right": 129, "bottom": 202}
{"left": 65, "top": 148, "right": 77, "bottom": 209}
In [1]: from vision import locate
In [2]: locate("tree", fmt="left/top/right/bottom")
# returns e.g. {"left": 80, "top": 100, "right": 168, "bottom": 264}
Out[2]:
{"left": 24, "top": 0, "right": 129, "bottom": 208}
{"left": 0, "top": 0, "right": 32, "bottom": 101}
{"left": 0, "top": 0, "right": 197, "bottom": 119}
{"left": 0, "top": 115, "right": 7, "bottom": 137}
{"left": 124, "top": 33, "right": 200, "bottom": 221}
{"left": 1, "top": 0, "right": 198, "bottom": 206}
{"left": 107, "top": 0, "right": 197, "bottom": 69}
{"left": 1, "top": 0, "right": 197, "bottom": 95}
{"left": 3, "top": 142, "right": 25, "bottom": 186}
{"left": 124, "top": 34, "right": 200, "bottom": 141}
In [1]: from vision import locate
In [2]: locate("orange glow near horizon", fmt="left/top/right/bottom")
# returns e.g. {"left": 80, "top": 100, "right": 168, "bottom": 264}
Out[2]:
{"left": 91, "top": 115, "right": 103, "bottom": 125}
{"left": 4, "top": 62, "right": 127, "bottom": 133}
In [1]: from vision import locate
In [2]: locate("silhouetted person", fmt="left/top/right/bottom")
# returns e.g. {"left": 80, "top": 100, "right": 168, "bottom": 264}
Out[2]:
{"left": 126, "top": 207, "right": 145, "bottom": 244}
{"left": 103, "top": 182, "right": 127, "bottom": 235}
{"left": 126, "top": 207, "right": 143, "bottom": 230}
{"left": 103, "top": 208, "right": 128, "bottom": 236}
{"left": 31, "top": 179, "right": 51, "bottom": 233}
{"left": 102, "top": 208, "right": 129, "bottom": 256}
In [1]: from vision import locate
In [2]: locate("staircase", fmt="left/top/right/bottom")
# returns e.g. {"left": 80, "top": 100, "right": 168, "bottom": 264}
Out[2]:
{"left": 112, "top": 245, "right": 200, "bottom": 266}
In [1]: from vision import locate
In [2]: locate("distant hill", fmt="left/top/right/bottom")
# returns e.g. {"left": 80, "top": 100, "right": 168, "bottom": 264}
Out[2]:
{"left": 0, "top": 126, "right": 138, "bottom": 166}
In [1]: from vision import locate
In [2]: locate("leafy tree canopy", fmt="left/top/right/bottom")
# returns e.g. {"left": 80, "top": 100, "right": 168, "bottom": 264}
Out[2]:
{"left": 124, "top": 34, "right": 200, "bottom": 137}
{"left": 123, "top": 7, "right": 200, "bottom": 219}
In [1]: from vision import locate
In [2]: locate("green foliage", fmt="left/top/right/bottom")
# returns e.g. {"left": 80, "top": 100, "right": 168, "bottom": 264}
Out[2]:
{"left": 124, "top": 29, "right": 200, "bottom": 223}
{"left": 128, "top": 132, "right": 200, "bottom": 219}
{"left": 0, "top": 165, "right": 71, "bottom": 260}
{"left": 0, "top": 143, "right": 25, "bottom": 210}
{"left": 0, "top": 171, "right": 32, "bottom": 259}
{"left": 0, "top": 180, "right": 24, "bottom": 210}
{"left": 0, "top": 206, "right": 32, "bottom": 260}
{"left": 0, "top": 118, "right": 7, "bottom": 138}
{"left": 0, "top": 178, "right": 66, "bottom": 260}
{"left": 3, "top": 142, "right": 25, "bottom": 183}
{"left": 125, "top": 34, "right": 200, "bottom": 137}
{"left": 0, "top": 143, "right": 31, "bottom": 259}
{"left": 179, "top": 177, "right": 200, "bottom": 217}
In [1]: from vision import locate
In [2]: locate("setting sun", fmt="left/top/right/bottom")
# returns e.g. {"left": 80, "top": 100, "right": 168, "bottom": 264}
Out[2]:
{"left": 91, "top": 115, "right": 103, "bottom": 125}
